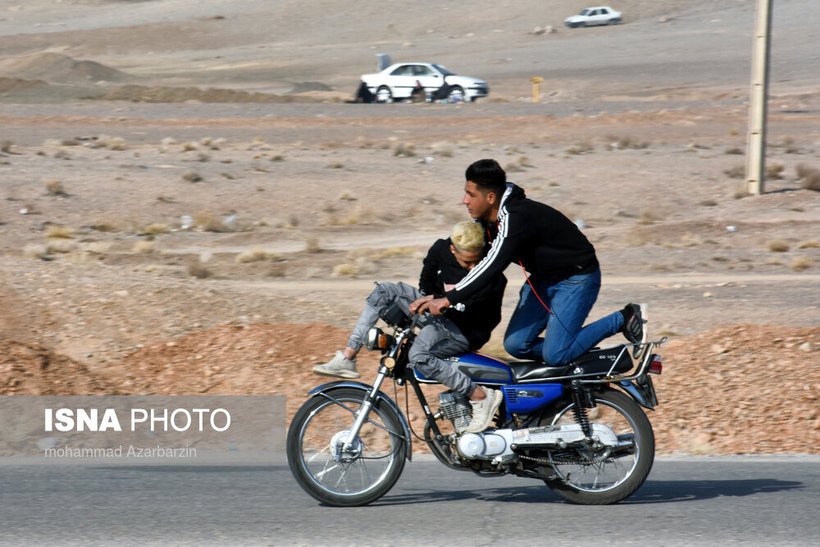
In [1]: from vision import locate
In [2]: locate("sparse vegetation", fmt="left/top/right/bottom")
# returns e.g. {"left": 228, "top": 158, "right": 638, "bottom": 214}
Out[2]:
{"left": 767, "top": 240, "right": 790, "bottom": 253}
{"left": 796, "top": 164, "right": 820, "bottom": 191}
{"left": 565, "top": 141, "right": 594, "bottom": 155}
{"left": 393, "top": 142, "right": 416, "bottom": 157}
{"left": 186, "top": 259, "right": 213, "bottom": 279}
{"left": 132, "top": 240, "right": 155, "bottom": 254}
{"left": 182, "top": 171, "right": 203, "bottom": 182}
{"left": 723, "top": 165, "right": 745, "bottom": 179}
{"left": 605, "top": 136, "right": 649, "bottom": 150}
{"left": 790, "top": 256, "right": 814, "bottom": 271}
{"left": 236, "top": 248, "right": 280, "bottom": 263}
{"left": 45, "top": 180, "right": 66, "bottom": 196}
{"left": 45, "top": 225, "right": 74, "bottom": 239}
{"left": 766, "top": 162, "right": 784, "bottom": 180}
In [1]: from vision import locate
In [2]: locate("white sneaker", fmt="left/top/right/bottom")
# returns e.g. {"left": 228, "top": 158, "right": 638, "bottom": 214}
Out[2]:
{"left": 464, "top": 387, "right": 503, "bottom": 433}
{"left": 312, "top": 351, "right": 360, "bottom": 379}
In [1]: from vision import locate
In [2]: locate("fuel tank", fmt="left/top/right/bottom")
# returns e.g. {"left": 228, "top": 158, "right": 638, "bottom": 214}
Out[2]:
{"left": 413, "top": 352, "right": 513, "bottom": 385}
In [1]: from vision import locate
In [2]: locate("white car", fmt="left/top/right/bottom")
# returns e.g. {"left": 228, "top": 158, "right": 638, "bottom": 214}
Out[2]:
{"left": 361, "top": 63, "right": 489, "bottom": 103}
{"left": 564, "top": 6, "right": 622, "bottom": 28}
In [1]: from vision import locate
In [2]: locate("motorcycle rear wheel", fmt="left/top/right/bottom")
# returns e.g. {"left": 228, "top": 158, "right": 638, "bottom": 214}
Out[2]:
{"left": 544, "top": 388, "right": 654, "bottom": 504}
{"left": 287, "top": 387, "right": 407, "bottom": 506}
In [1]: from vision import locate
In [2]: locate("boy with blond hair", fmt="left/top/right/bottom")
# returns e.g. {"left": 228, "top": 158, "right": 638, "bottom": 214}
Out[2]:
{"left": 314, "top": 220, "right": 507, "bottom": 433}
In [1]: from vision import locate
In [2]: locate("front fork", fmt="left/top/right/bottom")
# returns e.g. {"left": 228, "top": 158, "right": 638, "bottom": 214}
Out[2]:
{"left": 341, "top": 365, "right": 391, "bottom": 453}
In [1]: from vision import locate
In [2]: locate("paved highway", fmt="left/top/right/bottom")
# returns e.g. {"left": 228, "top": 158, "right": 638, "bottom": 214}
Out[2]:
{"left": 1, "top": 455, "right": 818, "bottom": 545}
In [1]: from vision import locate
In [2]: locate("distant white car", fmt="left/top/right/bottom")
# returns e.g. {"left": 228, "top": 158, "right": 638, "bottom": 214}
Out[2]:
{"left": 361, "top": 63, "right": 489, "bottom": 103}
{"left": 564, "top": 6, "right": 622, "bottom": 28}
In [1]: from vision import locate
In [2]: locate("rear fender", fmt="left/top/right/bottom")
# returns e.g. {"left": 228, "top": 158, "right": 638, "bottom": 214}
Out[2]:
{"left": 617, "top": 377, "right": 658, "bottom": 410}
{"left": 307, "top": 381, "right": 413, "bottom": 460}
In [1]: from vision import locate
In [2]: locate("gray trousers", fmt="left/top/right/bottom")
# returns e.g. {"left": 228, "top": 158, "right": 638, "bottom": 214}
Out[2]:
{"left": 347, "top": 282, "right": 474, "bottom": 396}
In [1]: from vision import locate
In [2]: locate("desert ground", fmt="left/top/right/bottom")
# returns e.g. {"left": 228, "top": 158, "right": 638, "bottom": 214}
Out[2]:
{"left": 0, "top": 0, "right": 818, "bottom": 456}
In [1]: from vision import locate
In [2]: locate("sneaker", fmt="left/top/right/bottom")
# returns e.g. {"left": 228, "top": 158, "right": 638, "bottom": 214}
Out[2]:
{"left": 464, "top": 387, "right": 503, "bottom": 434}
{"left": 312, "top": 351, "right": 360, "bottom": 379}
{"left": 621, "top": 303, "right": 644, "bottom": 344}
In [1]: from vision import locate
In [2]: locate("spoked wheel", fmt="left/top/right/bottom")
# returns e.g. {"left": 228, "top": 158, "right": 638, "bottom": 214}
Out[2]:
{"left": 544, "top": 388, "right": 654, "bottom": 504}
{"left": 287, "top": 387, "right": 407, "bottom": 506}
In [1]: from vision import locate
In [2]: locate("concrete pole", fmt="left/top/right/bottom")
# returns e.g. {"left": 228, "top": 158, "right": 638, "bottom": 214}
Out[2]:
{"left": 745, "top": 0, "right": 773, "bottom": 195}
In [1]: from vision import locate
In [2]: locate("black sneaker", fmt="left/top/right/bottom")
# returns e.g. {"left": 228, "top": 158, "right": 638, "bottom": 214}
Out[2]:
{"left": 621, "top": 303, "right": 644, "bottom": 344}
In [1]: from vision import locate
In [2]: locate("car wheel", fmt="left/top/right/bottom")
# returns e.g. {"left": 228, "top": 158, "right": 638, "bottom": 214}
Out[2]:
{"left": 447, "top": 85, "right": 465, "bottom": 103}
{"left": 376, "top": 86, "right": 393, "bottom": 103}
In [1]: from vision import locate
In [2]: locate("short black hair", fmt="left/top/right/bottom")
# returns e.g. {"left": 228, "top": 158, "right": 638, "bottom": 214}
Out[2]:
{"left": 465, "top": 159, "right": 506, "bottom": 195}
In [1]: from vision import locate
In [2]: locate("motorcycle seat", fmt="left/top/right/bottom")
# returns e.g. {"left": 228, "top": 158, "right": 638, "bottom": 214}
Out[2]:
{"left": 508, "top": 361, "right": 571, "bottom": 382}
{"left": 507, "top": 345, "right": 633, "bottom": 382}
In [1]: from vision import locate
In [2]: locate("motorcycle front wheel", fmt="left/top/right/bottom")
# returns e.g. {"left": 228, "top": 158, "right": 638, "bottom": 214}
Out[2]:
{"left": 545, "top": 388, "right": 654, "bottom": 504}
{"left": 287, "top": 387, "right": 407, "bottom": 506}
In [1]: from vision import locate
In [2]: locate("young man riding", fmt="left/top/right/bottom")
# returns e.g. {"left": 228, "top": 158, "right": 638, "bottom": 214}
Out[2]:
{"left": 418, "top": 159, "right": 643, "bottom": 366}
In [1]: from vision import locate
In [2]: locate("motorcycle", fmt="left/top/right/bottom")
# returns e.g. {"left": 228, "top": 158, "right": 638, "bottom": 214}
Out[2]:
{"left": 287, "top": 301, "right": 665, "bottom": 507}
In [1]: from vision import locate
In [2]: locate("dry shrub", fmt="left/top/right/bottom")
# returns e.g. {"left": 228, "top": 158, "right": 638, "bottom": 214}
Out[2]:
{"left": 723, "top": 165, "right": 745, "bottom": 179}
{"left": 429, "top": 141, "right": 454, "bottom": 157}
{"left": 767, "top": 240, "right": 790, "bottom": 252}
{"left": 304, "top": 238, "right": 321, "bottom": 253}
{"left": 724, "top": 147, "right": 743, "bottom": 155}
{"left": 0, "top": 140, "right": 14, "bottom": 154}
{"left": 566, "top": 141, "right": 594, "bottom": 155}
{"left": 266, "top": 263, "right": 287, "bottom": 278}
{"left": 97, "top": 135, "right": 127, "bottom": 151}
{"left": 332, "top": 263, "right": 358, "bottom": 277}
{"left": 182, "top": 171, "right": 203, "bottom": 182}
{"left": 326, "top": 161, "right": 344, "bottom": 169}
{"left": 47, "top": 239, "right": 78, "bottom": 253}
{"left": 132, "top": 240, "right": 155, "bottom": 254}
{"left": 606, "top": 136, "right": 649, "bottom": 150}
{"left": 23, "top": 243, "right": 49, "bottom": 259}
{"left": 45, "top": 180, "right": 66, "bottom": 196}
{"left": 186, "top": 259, "right": 213, "bottom": 279}
{"left": 638, "top": 210, "right": 660, "bottom": 225}
{"left": 393, "top": 142, "right": 416, "bottom": 157}
{"left": 797, "top": 240, "right": 819, "bottom": 249}
{"left": 143, "top": 223, "right": 169, "bottom": 235}
{"left": 790, "top": 256, "right": 814, "bottom": 271}
{"left": 766, "top": 162, "right": 784, "bottom": 180}
{"left": 796, "top": 164, "right": 820, "bottom": 191}
{"left": 192, "top": 210, "right": 232, "bottom": 232}
{"left": 45, "top": 225, "right": 74, "bottom": 239}
{"left": 236, "top": 248, "right": 280, "bottom": 263}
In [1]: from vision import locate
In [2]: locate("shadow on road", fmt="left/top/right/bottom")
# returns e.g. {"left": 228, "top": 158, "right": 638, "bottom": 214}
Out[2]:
{"left": 372, "top": 478, "right": 805, "bottom": 506}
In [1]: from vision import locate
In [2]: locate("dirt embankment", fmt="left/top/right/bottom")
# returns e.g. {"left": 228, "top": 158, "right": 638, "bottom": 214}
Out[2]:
{"left": 2, "top": 321, "right": 817, "bottom": 456}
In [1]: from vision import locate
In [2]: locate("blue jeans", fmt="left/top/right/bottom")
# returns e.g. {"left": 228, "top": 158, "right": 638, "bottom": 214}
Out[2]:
{"left": 503, "top": 269, "right": 623, "bottom": 366}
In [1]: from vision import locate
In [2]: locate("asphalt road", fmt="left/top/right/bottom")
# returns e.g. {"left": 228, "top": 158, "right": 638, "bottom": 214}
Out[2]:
{"left": 1, "top": 455, "right": 818, "bottom": 546}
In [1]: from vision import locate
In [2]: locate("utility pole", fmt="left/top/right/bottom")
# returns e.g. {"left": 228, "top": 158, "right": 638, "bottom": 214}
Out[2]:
{"left": 745, "top": 0, "right": 773, "bottom": 195}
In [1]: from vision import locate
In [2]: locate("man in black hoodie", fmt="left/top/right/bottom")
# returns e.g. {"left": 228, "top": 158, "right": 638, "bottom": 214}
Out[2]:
{"left": 419, "top": 159, "right": 643, "bottom": 366}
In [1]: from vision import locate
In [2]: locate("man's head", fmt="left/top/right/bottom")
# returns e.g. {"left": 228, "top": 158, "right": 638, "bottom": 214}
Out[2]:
{"left": 449, "top": 220, "right": 485, "bottom": 270}
{"left": 463, "top": 159, "right": 506, "bottom": 221}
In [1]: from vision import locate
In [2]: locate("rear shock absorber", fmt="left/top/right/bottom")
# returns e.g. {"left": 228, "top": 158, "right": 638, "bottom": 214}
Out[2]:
{"left": 570, "top": 383, "right": 592, "bottom": 437}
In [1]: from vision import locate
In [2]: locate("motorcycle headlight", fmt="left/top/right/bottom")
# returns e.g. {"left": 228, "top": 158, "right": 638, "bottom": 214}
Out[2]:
{"left": 365, "top": 327, "right": 394, "bottom": 351}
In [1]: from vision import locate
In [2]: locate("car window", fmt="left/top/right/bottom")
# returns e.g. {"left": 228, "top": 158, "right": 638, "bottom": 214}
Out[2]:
{"left": 390, "top": 65, "right": 413, "bottom": 76}
{"left": 431, "top": 64, "right": 454, "bottom": 76}
{"left": 412, "top": 65, "right": 433, "bottom": 77}
{"left": 580, "top": 8, "right": 591, "bottom": 15}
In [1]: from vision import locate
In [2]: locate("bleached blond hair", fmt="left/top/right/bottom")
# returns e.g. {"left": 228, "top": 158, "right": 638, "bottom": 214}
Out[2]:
{"left": 450, "top": 220, "right": 485, "bottom": 253}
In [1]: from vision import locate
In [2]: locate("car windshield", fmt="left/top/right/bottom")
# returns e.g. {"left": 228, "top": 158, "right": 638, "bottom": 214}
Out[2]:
{"left": 432, "top": 64, "right": 455, "bottom": 76}
{"left": 580, "top": 8, "right": 592, "bottom": 15}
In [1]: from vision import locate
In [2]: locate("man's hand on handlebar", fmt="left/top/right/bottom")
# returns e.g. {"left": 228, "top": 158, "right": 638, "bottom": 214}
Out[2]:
{"left": 409, "top": 295, "right": 433, "bottom": 315}
{"left": 416, "top": 296, "right": 451, "bottom": 316}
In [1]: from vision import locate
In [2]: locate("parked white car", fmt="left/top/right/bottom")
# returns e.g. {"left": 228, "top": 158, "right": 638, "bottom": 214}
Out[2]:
{"left": 361, "top": 63, "right": 489, "bottom": 103}
{"left": 564, "top": 6, "right": 622, "bottom": 28}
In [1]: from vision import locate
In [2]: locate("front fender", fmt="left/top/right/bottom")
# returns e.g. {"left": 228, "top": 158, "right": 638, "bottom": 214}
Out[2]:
{"left": 307, "top": 381, "right": 413, "bottom": 460}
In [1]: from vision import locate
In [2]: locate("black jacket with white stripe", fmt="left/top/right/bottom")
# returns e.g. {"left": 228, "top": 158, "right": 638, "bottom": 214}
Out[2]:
{"left": 446, "top": 183, "right": 598, "bottom": 305}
